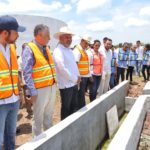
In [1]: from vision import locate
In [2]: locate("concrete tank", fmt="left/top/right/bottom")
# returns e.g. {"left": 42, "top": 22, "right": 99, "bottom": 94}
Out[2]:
{"left": 11, "top": 15, "right": 67, "bottom": 55}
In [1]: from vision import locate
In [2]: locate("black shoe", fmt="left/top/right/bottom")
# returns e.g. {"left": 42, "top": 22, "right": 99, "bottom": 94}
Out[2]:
{"left": 16, "top": 128, "right": 21, "bottom": 134}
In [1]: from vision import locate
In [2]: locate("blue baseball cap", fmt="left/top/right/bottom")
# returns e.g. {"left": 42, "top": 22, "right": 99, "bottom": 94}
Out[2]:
{"left": 0, "top": 15, "right": 26, "bottom": 32}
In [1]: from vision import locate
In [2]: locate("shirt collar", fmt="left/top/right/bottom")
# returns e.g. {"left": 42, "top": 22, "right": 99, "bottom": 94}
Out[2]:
{"left": 77, "top": 44, "right": 86, "bottom": 51}
{"left": 33, "top": 40, "right": 45, "bottom": 50}
{"left": 58, "top": 43, "right": 71, "bottom": 50}
{"left": 0, "top": 43, "right": 10, "bottom": 53}
{"left": 104, "top": 47, "right": 110, "bottom": 53}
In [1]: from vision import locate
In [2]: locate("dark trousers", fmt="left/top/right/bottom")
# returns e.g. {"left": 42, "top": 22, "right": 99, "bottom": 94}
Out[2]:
{"left": 117, "top": 67, "right": 125, "bottom": 84}
{"left": 110, "top": 73, "right": 117, "bottom": 89}
{"left": 85, "top": 78, "right": 91, "bottom": 93}
{"left": 78, "top": 77, "right": 88, "bottom": 109}
{"left": 126, "top": 66, "right": 134, "bottom": 82}
{"left": 89, "top": 75, "right": 101, "bottom": 102}
{"left": 60, "top": 85, "right": 78, "bottom": 120}
{"left": 142, "top": 65, "right": 150, "bottom": 81}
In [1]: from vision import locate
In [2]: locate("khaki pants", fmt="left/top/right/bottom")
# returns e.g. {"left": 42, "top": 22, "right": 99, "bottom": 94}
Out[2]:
{"left": 97, "top": 73, "right": 110, "bottom": 96}
{"left": 32, "top": 84, "right": 56, "bottom": 137}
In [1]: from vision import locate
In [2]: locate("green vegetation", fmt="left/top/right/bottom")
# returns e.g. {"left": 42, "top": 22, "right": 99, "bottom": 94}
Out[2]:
{"left": 100, "top": 113, "right": 128, "bottom": 150}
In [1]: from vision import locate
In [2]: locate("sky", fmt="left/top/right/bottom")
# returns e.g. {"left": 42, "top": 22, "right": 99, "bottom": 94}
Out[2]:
{"left": 0, "top": 0, "right": 150, "bottom": 44}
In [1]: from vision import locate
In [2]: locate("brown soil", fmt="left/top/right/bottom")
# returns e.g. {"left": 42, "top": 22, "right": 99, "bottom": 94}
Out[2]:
{"left": 127, "top": 77, "right": 146, "bottom": 97}
{"left": 16, "top": 90, "right": 61, "bottom": 148}
{"left": 138, "top": 112, "right": 150, "bottom": 150}
{"left": 16, "top": 90, "right": 90, "bottom": 148}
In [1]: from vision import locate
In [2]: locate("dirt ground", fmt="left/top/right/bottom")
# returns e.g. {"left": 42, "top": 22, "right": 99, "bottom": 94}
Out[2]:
{"left": 16, "top": 90, "right": 90, "bottom": 148}
{"left": 138, "top": 112, "right": 150, "bottom": 150}
{"left": 127, "top": 76, "right": 146, "bottom": 97}
{"left": 16, "top": 91, "right": 61, "bottom": 148}
{"left": 16, "top": 76, "right": 146, "bottom": 148}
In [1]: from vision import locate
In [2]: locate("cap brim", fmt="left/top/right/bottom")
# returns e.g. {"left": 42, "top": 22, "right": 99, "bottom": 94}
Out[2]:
{"left": 17, "top": 25, "right": 26, "bottom": 32}
{"left": 82, "top": 39, "right": 91, "bottom": 44}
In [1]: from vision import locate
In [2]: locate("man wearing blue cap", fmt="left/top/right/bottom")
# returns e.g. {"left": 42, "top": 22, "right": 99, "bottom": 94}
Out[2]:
{"left": 0, "top": 15, "right": 25, "bottom": 150}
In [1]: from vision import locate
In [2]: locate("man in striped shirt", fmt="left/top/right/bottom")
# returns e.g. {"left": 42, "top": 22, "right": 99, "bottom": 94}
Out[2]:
{"left": 22, "top": 24, "right": 56, "bottom": 137}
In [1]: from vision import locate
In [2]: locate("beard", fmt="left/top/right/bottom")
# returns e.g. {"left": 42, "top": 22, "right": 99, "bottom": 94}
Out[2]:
{"left": 5, "top": 34, "right": 17, "bottom": 44}
{"left": 7, "top": 38, "right": 17, "bottom": 44}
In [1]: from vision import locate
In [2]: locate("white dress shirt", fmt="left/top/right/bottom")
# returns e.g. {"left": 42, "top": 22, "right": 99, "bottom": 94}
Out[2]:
{"left": 0, "top": 44, "right": 19, "bottom": 105}
{"left": 99, "top": 47, "right": 112, "bottom": 75}
{"left": 53, "top": 43, "right": 80, "bottom": 89}
{"left": 136, "top": 46, "right": 143, "bottom": 60}
{"left": 73, "top": 44, "right": 91, "bottom": 77}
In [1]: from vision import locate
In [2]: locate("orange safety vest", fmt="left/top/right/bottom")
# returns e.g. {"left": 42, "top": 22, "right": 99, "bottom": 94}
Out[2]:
{"left": 91, "top": 50, "right": 103, "bottom": 74}
{"left": 28, "top": 42, "right": 56, "bottom": 89}
{"left": 76, "top": 45, "right": 89, "bottom": 75}
{"left": 0, "top": 44, "right": 19, "bottom": 99}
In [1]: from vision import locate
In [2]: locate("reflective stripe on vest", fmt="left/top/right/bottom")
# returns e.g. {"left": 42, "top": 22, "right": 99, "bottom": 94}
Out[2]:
{"left": 111, "top": 52, "right": 116, "bottom": 67}
{"left": 143, "top": 52, "right": 149, "bottom": 61}
{"left": 111, "top": 58, "right": 116, "bottom": 67}
{"left": 129, "top": 52, "right": 138, "bottom": 61}
{"left": 118, "top": 49, "right": 129, "bottom": 61}
{"left": 0, "top": 44, "right": 19, "bottom": 99}
{"left": 28, "top": 42, "right": 56, "bottom": 89}
{"left": 92, "top": 51, "right": 103, "bottom": 74}
{"left": 76, "top": 46, "right": 89, "bottom": 75}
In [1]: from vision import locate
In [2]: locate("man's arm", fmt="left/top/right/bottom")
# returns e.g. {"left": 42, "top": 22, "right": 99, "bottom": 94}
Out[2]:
{"left": 22, "top": 45, "right": 37, "bottom": 96}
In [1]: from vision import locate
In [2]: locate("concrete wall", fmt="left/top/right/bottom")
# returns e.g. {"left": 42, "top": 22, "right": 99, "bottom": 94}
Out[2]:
{"left": 143, "top": 81, "right": 150, "bottom": 95}
{"left": 108, "top": 82, "right": 150, "bottom": 150}
{"left": 108, "top": 95, "right": 150, "bottom": 150}
{"left": 11, "top": 15, "right": 67, "bottom": 55}
{"left": 17, "top": 81, "right": 129, "bottom": 150}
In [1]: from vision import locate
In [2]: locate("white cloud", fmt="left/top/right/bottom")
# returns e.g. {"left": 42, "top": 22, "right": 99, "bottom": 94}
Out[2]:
{"left": 71, "top": 0, "right": 79, "bottom": 3}
{"left": 77, "top": 0, "right": 110, "bottom": 13}
{"left": 86, "top": 20, "right": 114, "bottom": 32}
{"left": 125, "top": 17, "right": 150, "bottom": 27}
{"left": 62, "top": 4, "right": 72, "bottom": 12}
{"left": 139, "top": 6, "right": 150, "bottom": 17}
{"left": 124, "top": 0, "right": 132, "bottom": 3}
{"left": 68, "top": 20, "right": 84, "bottom": 35}
{"left": 0, "top": 0, "right": 71, "bottom": 15}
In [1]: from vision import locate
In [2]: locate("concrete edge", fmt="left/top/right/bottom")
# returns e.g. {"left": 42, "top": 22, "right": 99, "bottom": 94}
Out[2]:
{"left": 17, "top": 81, "right": 129, "bottom": 150}
{"left": 143, "top": 81, "right": 150, "bottom": 95}
{"left": 108, "top": 95, "right": 150, "bottom": 150}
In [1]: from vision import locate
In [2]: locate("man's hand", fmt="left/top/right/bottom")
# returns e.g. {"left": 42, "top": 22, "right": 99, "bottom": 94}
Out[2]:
{"left": 114, "top": 72, "right": 117, "bottom": 78}
{"left": 26, "top": 95, "right": 38, "bottom": 104}
{"left": 77, "top": 76, "right": 81, "bottom": 85}
{"left": 89, "top": 76, "right": 93, "bottom": 83}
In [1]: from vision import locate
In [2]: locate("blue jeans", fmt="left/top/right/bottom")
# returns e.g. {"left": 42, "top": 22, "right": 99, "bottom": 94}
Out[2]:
{"left": 89, "top": 75, "right": 101, "bottom": 101}
{"left": 110, "top": 73, "right": 117, "bottom": 89}
{"left": 0, "top": 101, "right": 19, "bottom": 150}
{"left": 136, "top": 60, "right": 142, "bottom": 76}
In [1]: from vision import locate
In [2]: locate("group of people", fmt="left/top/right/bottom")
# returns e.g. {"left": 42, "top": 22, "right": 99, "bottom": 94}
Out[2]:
{"left": 0, "top": 15, "right": 150, "bottom": 150}
{"left": 112, "top": 41, "right": 150, "bottom": 84}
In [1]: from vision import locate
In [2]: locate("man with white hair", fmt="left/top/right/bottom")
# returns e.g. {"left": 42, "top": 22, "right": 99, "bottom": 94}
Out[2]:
{"left": 22, "top": 24, "right": 56, "bottom": 137}
{"left": 73, "top": 35, "right": 92, "bottom": 109}
{"left": 53, "top": 26, "right": 81, "bottom": 120}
